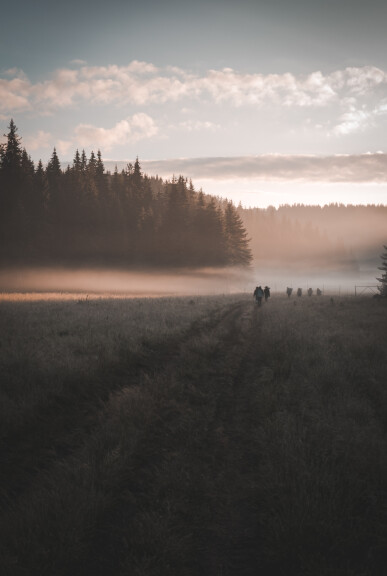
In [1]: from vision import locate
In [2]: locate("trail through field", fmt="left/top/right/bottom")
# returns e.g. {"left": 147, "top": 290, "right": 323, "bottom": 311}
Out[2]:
{"left": 0, "top": 300, "right": 248, "bottom": 503}
{"left": 68, "top": 298, "right": 266, "bottom": 576}
{"left": 1, "top": 296, "right": 386, "bottom": 576}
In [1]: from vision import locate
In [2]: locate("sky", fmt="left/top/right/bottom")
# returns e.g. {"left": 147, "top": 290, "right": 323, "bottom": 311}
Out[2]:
{"left": 1, "top": 0, "right": 387, "bottom": 207}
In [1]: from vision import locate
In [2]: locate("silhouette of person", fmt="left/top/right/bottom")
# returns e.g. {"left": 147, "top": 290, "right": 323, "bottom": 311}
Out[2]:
{"left": 254, "top": 285, "right": 264, "bottom": 306}
{"left": 264, "top": 286, "right": 270, "bottom": 302}
{"left": 286, "top": 287, "right": 293, "bottom": 298}
{"left": 317, "top": 288, "right": 322, "bottom": 296}
{"left": 297, "top": 288, "right": 302, "bottom": 297}
{"left": 307, "top": 287, "right": 313, "bottom": 297}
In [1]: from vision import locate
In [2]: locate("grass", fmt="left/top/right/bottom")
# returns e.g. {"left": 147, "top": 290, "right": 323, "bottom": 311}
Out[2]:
{"left": 0, "top": 293, "right": 386, "bottom": 575}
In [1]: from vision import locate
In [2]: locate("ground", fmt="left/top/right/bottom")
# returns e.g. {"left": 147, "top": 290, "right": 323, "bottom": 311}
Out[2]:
{"left": 0, "top": 293, "right": 386, "bottom": 575}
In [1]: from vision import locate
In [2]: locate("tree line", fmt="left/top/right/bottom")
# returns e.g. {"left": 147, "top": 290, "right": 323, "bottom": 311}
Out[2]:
{"left": 238, "top": 203, "right": 387, "bottom": 268}
{"left": 0, "top": 120, "right": 251, "bottom": 268}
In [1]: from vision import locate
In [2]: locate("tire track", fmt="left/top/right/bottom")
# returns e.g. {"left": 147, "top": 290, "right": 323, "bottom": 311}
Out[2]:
{"left": 0, "top": 300, "right": 249, "bottom": 509}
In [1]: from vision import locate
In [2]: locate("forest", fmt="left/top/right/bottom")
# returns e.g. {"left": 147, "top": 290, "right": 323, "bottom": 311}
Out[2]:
{"left": 0, "top": 120, "right": 251, "bottom": 268}
{"left": 238, "top": 202, "right": 387, "bottom": 269}
{"left": 1, "top": 119, "right": 386, "bottom": 272}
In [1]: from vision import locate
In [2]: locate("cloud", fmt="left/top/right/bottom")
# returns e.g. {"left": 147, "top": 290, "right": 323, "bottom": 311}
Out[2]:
{"left": 70, "top": 59, "right": 88, "bottom": 66}
{"left": 57, "top": 140, "right": 73, "bottom": 157}
{"left": 73, "top": 113, "right": 158, "bottom": 150}
{"left": 34, "top": 68, "right": 92, "bottom": 108}
{"left": 333, "top": 96, "right": 387, "bottom": 135}
{"left": 138, "top": 153, "right": 387, "bottom": 183}
{"left": 178, "top": 120, "right": 220, "bottom": 132}
{"left": 1, "top": 62, "right": 387, "bottom": 115}
{"left": 24, "top": 130, "right": 52, "bottom": 151}
{"left": 375, "top": 98, "right": 387, "bottom": 116}
{"left": 334, "top": 109, "right": 372, "bottom": 135}
{"left": 0, "top": 73, "right": 31, "bottom": 112}
{"left": 337, "top": 66, "right": 386, "bottom": 95}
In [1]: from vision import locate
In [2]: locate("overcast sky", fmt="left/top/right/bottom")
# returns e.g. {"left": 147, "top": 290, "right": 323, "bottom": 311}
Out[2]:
{"left": 1, "top": 0, "right": 387, "bottom": 206}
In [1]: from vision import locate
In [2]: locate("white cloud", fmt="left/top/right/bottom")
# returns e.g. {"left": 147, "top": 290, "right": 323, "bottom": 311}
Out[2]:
{"left": 375, "top": 98, "right": 387, "bottom": 116}
{"left": 24, "top": 130, "right": 52, "bottom": 151}
{"left": 70, "top": 59, "right": 88, "bottom": 66}
{"left": 342, "top": 66, "right": 386, "bottom": 95}
{"left": 139, "top": 153, "right": 387, "bottom": 183}
{"left": 334, "top": 109, "right": 372, "bottom": 135}
{"left": 2, "top": 62, "right": 387, "bottom": 115}
{"left": 73, "top": 113, "right": 158, "bottom": 150}
{"left": 333, "top": 96, "right": 387, "bottom": 136}
{"left": 178, "top": 120, "right": 220, "bottom": 132}
{"left": 57, "top": 140, "right": 73, "bottom": 157}
{"left": 34, "top": 68, "right": 91, "bottom": 108}
{"left": 0, "top": 74, "right": 31, "bottom": 112}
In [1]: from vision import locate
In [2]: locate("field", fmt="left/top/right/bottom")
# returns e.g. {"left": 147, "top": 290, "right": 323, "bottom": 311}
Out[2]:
{"left": 0, "top": 293, "right": 386, "bottom": 575}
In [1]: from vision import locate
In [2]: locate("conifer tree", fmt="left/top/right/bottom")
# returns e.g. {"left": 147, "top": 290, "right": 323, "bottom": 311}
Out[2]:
{"left": 46, "top": 148, "right": 65, "bottom": 258}
{"left": 73, "top": 149, "right": 81, "bottom": 172}
{"left": 202, "top": 198, "right": 227, "bottom": 266}
{"left": 29, "top": 160, "right": 49, "bottom": 259}
{"left": 0, "top": 119, "right": 23, "bottom": 177}
{"left": 81, "top": 149, "right": 87, "bottom": 172}
{"left": 95, "top": 150, "right": 106, "bottom": 201}
{"left": 46, "top": 148, "right": 62, "bottom": 185}
{"left": 0, "top": 120, "right": 253, "bottom": 268}
{"left": 0, "top": 119, "right": 24, "bottom": 260}
{"left": 376, "top": 245, "right": 387, "bottom": 297}
{"left": 19, "top": 148, "right": 36, "bottom": 253}
{"left": 224, "top": 202, "right": 252, "bottom": 266}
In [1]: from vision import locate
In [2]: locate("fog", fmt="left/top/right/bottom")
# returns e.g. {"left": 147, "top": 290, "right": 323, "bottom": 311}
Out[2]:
{"left": 0, "top": 267, "right": 254, "bottom": 300}
{"left": 252, "top": 262, "right": 380, "bottom": 295}
{"left": 0, "top": 263, "right": 380, "bottom": 300}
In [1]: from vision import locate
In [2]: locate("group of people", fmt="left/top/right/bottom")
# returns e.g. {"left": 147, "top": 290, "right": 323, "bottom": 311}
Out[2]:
{"left": 253, "top": 285, "right": 270, "bottom": 306}
{"left": 286, "top": 287, "right": 322, "bottom": 298}
{"left": 254, "top": 285, "right": 323, "bottom": 305}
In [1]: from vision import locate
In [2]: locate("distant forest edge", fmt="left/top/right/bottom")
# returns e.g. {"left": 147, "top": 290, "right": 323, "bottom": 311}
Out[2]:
{"left": 239, "top": 203, "right": 387, "bottom": 269}
{"left": 0, "top": 120, "right": 251, "bottom": 268}
{"left": 1, "top": 119, "right": 386, "bottom": 270}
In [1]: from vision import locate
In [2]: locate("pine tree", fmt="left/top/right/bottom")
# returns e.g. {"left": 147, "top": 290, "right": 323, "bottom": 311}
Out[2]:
{"left": 19, "top": 148, "right": 35, "bottom": 254}
{"left": 46, "top": 148, "right": 65, "bottom": 259}
{"left": 46, "top": 148, "right": 62, "bottom": 185}
{"left": 73, "top": 149, "right": 81, "bottom": 172}
{"left": 200, "top": 198, "right": 227, "bottom": 266}
{"left": 81, "top": 149, "right": 87, "bottom": 172}
{"left": 376, "top": 245, "right": 387, "bottom": 297}
{"left": 29, "top": 160, "right": 49, "bottom": 259}
{"left": 88, "top": 151, "right": 97, "bottom": 177}
{"left": 0, "top": 119, "right": 23, "bottom": 177}
{"left": 224, "top": 202, "right": 252, "bottom": 266}
{"left": 0, "top": 119, "right": 24, "bottom": 261}
{"left": 95, "top": 150, "right": 105, "bottom": 196}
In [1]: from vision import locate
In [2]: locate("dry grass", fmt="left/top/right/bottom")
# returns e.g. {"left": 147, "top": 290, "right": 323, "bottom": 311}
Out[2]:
{"left": 0, "top": 293, "right": 386, "bottom": 575}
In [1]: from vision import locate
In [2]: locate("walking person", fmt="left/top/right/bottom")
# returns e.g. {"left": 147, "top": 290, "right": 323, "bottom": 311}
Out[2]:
{"left": 254, "top": 285, "right": 264, "bottom": 307}
{"left": 264, "top": 286, "right": 271, "bottom": 302}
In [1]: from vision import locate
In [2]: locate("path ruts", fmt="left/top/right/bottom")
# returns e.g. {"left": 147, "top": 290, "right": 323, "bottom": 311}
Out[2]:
{"left": 0, "top": 301, "right": 250, "bottom": 511}
{"left": 68, "top": 299, "right": 264, "bottom": 576}
{"left": 1, "top": 298, "right": 266, "bottom": 576}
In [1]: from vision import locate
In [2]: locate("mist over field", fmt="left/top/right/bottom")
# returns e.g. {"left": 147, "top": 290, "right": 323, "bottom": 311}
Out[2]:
{"left": 0, "top": 258, "right": 380, "bottom": 299}
{"left": 0, "top": 267, "right": 254, "bottom": 298}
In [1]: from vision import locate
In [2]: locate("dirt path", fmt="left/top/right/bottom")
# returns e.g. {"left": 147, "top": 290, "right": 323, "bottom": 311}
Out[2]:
{"left": 1, "top": 299, "right": 261, "bottom": 575}
{"left": 2, "top": 297, "right": 386, "bottom": 576}
{"left": 0, "top": 301, "right": 247, "bottom": 503}
{"left": 70, "top": 299, "right": 264, "bottom": 576}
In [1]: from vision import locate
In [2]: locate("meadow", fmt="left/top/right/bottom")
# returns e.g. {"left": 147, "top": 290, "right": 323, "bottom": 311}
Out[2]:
{"left": 0, "top": 292, "right": 386, "bottom": 575}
